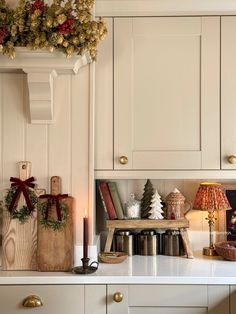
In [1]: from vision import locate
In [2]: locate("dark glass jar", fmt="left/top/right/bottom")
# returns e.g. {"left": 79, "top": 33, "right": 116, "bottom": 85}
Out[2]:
{"left": 162, "top": 230, "right": 181, "bottom": 256}
{"left": 114, "top": 230, "right": 134, "bottom": 256}
{"left": 138, "top": 230, "right": 158, "bottom": 256}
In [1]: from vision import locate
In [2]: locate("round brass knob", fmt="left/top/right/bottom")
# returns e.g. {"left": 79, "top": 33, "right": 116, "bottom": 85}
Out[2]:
{"left": 228, "top": 155, "right": 236, "bottom": 164}
{"left": 119, "top": 156, "right": 128, "bottom": 165}
{"left": 113, "top": 292, "right": 123, "bottom": 303}
{"left": 22, "top": 295, "right": 43, "bottom": 308}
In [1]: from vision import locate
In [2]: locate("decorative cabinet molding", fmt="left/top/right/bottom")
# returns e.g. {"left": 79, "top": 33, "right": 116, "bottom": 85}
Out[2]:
{"left": 95, "top": 169, "right": 236, "bottom": 180}
{"left": 25, "top": 70, "right": 57, "bottom": 124}
{"left": 95, "top": 0, "right": 236, "bottom": 17}
{"left": 0, "top": 48, "right": 91, "bottom": 124}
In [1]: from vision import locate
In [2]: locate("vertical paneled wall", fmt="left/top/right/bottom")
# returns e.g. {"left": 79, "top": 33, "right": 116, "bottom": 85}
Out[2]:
{"left": 0, "top": 68, "right": 91, "bottom": 246}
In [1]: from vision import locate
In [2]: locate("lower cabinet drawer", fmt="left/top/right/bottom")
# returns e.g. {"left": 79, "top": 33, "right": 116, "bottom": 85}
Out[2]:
{"left": 0, "top": 285, "right": 84, "bottom": 314}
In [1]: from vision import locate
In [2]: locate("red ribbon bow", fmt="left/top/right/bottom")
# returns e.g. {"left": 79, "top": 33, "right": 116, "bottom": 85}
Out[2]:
{"left": 9, "top": 177, "right": 36, "bottom": 213}
{"left": 40, "top": 194, "right": 68, "bottom": 221}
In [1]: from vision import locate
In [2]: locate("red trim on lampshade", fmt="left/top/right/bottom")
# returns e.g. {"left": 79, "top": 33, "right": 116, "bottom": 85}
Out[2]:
{"left": 193, "top": 183, "right": 231, "bottom": 211}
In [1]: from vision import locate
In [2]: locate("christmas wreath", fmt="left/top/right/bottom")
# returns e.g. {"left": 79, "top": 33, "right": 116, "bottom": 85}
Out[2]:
{"left": 0, "top": 0, "right": 107, "bottom": 59}
{"left": 39, "top": 194, "right": 69, "bottom": 231}
{"left": 5, "top": 180, "right": 38, "bottom": 223}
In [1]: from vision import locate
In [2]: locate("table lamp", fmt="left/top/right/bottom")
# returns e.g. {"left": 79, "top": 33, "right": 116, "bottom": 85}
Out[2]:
{"left": 193, "top": 182, "right": 231, "bottom": 256}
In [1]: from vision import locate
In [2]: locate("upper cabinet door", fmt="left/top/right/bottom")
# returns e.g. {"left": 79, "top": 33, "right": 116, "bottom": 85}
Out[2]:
{"left": 114, "top": 17, "right": 220, "bottom": 170}
{"left": 95, "top": 18, "right": 114, "bottom": 170}
{"left": 221, "top": 17, "right": 236, "bottom": 169}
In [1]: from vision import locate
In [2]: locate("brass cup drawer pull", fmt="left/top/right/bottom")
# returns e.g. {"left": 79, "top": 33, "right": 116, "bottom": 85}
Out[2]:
{"left": 113, "top": 292, "right": 123, "bottom": 303}
{"left": 228, "top": 155, "right": 236, "bottom": 164}
{"left": 22, "top": 295, "right": 43, "bottom": 308}
{"left": 119, "top": 156, "right": 128, "bottom": 165}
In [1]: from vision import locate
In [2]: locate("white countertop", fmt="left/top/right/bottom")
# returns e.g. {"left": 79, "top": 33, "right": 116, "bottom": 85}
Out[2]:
{"left": 0, "top": 252, "right": 236, "bottom": 285}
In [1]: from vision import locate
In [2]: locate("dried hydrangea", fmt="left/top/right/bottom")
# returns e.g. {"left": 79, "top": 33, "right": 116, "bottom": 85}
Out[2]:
{"left": 0, "top": 0, "right": 107, "bottom": 59}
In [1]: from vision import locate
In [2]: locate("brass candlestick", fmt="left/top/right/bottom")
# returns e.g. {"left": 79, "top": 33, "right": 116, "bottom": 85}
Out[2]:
{"left": 72, "top": 258, "right": 99, "bottom": 275}
{"left": 203, "top": 211, "right": 218, "bottom": 256}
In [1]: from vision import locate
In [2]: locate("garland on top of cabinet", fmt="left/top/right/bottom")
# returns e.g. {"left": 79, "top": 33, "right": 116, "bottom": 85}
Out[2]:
{"left": 0, "top": 0, "right": 107, "bottom": 59}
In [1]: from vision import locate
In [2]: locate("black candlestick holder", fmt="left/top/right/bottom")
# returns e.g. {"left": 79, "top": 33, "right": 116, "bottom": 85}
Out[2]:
{"left": 72, "top": 257, "right": 99, "bottom": 274}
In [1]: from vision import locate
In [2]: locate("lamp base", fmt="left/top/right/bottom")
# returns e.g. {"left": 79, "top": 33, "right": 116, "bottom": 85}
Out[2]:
{"left": 203, "top": 247, "right": 218, "bottom": 256}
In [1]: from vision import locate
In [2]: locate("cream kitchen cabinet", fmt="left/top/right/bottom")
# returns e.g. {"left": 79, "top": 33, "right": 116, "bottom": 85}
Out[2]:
{"left": 107, "top": 285, "right": 229, "bottom": 314}
{"left": 95, "top": 18, "right": 114, "bottom": 170}
{"left": 95, "top": 17, "right": 220, "bottom": 171}
{"left": 221, "top": 17, "right": 236, "bottom": 170}
{"left": 0, "top": 285, "right": 106, "bottom": 314}
{"left": 230, "top": 286, "right": 236, "bottom": 314}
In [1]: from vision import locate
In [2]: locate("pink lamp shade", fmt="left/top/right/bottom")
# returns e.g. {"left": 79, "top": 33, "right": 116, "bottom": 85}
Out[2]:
{"left": 193, "top": 182, "right": 231, "bottom": 212}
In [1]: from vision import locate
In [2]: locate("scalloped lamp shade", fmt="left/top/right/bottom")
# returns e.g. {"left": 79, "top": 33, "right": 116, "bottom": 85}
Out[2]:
{"left": 193, "top": 182, "right": 231, "bottom": 212}
{"left": 193, "top": 182, "right": 231, "bottom": 256}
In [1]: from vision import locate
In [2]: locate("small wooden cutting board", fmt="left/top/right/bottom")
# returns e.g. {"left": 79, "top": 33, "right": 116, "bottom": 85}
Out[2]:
{"left": 37, "top": 176, "right": 74, "bottom": 271}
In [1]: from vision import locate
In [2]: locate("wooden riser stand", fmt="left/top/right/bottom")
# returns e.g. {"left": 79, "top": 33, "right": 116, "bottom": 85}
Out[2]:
{"left": 105, "top": 219, "right": 194, "bottom": 259}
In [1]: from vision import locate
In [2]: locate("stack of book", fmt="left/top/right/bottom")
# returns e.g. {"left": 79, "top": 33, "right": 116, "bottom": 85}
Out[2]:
{"left": 97, "top": 181, "right": 124, "bottom": 220}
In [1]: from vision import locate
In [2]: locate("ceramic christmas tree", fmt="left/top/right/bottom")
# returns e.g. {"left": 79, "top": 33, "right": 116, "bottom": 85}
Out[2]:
{"left": 148, "top": 189, "right": 164, "bottom": 219}
{"left": 141, "top": 179, "right": 154, "bottom": 218}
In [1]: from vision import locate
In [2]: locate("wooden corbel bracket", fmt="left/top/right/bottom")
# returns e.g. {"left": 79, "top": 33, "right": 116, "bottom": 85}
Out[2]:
{"left": 0, "top": 48, "right": 91, "bottom": 124}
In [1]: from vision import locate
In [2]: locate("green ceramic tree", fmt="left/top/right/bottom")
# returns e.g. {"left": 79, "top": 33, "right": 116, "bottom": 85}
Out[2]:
{"left": 141, "top": 179, "right": 154, "bottom": 218}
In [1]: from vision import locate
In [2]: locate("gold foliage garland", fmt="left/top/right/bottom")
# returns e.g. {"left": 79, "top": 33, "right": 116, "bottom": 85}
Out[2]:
{"left": 0, "top": 0, "right": 107, "bottom": 59}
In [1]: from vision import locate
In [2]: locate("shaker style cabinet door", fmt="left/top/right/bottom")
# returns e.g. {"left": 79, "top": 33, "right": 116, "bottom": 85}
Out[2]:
{"left": 221, "top": 17, "right": 236, "bottom": 169}
{"left": 107, "top": 285, "right": 229, "bottom": 314}
{"left": 95, "top": 18, "right": 114, "bottom": 170}
{"left": 114, "top": 17, "right": 220, "bottom": 170}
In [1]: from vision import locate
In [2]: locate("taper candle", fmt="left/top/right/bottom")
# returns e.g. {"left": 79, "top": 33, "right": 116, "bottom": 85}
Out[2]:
{"left": 83, "top": 208, "right": 88, "bottom": 259}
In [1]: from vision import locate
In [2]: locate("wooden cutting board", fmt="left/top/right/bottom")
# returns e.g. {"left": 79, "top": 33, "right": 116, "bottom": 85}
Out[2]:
{"left": 37, "top": 176, "right": 74, "bottom": 271}
{"left": 2, "top": 161, "right": 44, "bottom": 270}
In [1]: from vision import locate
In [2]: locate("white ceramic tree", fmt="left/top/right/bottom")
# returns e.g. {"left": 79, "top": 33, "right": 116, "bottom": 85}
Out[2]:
{"left": 148, "top": 189, "right": 164, "bottom": 219}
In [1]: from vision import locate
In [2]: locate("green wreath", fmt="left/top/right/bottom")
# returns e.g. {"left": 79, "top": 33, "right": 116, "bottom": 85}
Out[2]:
{"left": 39, "top": 200, "right": 68, "bottom": 231}
{"left": 5, "top": 187, "right": 38, "bottom": 223}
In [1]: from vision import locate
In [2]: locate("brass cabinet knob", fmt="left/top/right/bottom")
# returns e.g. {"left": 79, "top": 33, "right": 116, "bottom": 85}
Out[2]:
{"left": 228, "top": 155, "right": 236, "bottom": 164}
{"left": 22, "top": 295, "right": 43, "bottom": 308}
{"left": 113, "top": 292, "right": 123, "bottom": 303}
{"left": 119, "top": 156, "right": 128, "bottom": 165}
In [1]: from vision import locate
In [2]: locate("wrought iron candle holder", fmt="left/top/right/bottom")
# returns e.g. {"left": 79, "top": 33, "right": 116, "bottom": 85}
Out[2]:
{"left": 72, "top": 257, "right": 99, "bottom": 275}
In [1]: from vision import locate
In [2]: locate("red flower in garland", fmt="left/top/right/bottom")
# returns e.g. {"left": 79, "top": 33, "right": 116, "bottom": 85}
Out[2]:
{"left": 0, "top": 27, "right": 8, "bottom": 44}
{"left": 58, "top": 19, "right": 74, "bottom": 34}
{"left": 31, "top": 0, "right": 47, "bottom": 13}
